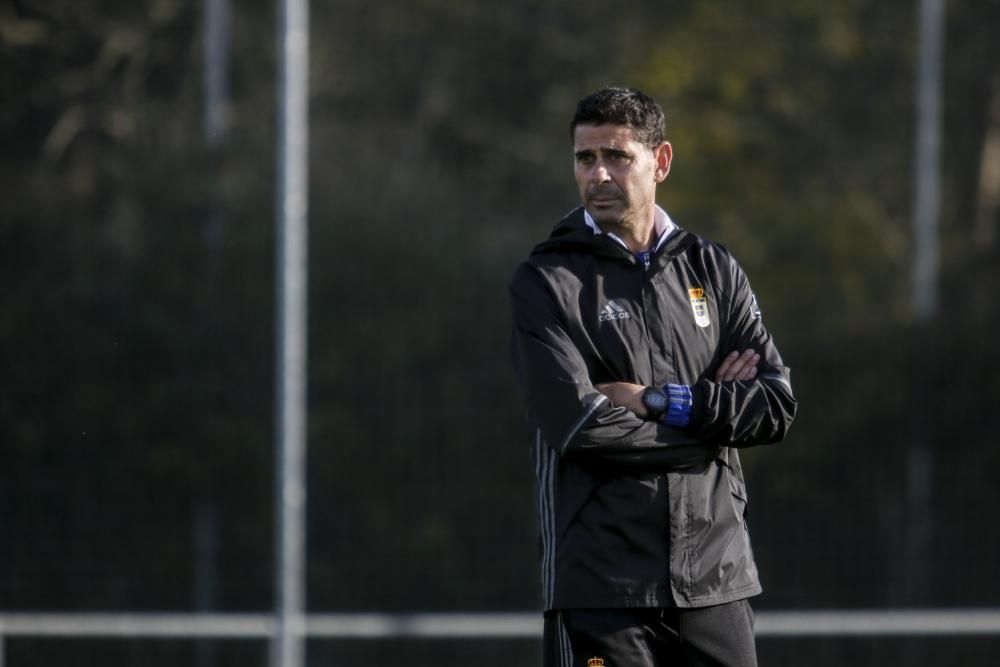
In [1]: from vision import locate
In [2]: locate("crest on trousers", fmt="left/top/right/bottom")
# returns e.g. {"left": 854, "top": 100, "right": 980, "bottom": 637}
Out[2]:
{"left": 688, "top": 287, "right": 711, "bottom": 328}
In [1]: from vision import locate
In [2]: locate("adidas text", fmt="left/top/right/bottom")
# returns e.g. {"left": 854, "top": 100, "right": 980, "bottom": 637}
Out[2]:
{"left": 599, "top": 301, "right": 631, "bottom": 322}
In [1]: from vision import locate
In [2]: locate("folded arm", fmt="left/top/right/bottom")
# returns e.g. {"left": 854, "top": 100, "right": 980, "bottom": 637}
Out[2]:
{"left": 510, "top": 265, "right": 717, "bottom": 471}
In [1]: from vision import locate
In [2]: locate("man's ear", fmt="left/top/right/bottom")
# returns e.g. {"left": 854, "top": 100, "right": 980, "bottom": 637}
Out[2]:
{"left": 654, "top": 142, "right": 672, "bottom": 182}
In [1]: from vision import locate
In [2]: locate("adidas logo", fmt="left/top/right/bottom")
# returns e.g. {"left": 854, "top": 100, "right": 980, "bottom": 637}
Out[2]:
{"left": 599, "top": 300, "right": 630, "bottom": 322}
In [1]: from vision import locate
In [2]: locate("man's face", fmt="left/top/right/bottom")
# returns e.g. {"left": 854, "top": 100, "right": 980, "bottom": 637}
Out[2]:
{"left": 573, "top": 123, "right": 671, "bottom": 229}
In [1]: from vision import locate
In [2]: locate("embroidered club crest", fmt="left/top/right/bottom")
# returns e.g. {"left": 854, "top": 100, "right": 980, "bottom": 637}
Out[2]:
{"left": 688, "top": 287, "right": 710, "bottom": 328}
{"left": 587, "top": 659, "right": 606, "bottom": 667}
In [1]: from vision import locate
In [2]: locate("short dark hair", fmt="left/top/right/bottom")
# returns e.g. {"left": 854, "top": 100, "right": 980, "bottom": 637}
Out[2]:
{"left": 570, "top": 87, "right": 665, "bottom": 148}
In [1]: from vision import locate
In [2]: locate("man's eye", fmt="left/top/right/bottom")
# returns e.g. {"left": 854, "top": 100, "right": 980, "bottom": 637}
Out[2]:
{"left": 610, "top": 153, "right": 631, "bottom": 164}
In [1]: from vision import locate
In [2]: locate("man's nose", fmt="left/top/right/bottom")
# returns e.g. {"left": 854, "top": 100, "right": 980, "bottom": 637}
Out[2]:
{"left": 592, "top": 164, "right": 611, "bottom": 183}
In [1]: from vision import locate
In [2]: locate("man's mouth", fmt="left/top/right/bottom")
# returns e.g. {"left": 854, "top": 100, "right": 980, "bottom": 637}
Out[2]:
{"left": 589, "top": 194, "right": 619, "bottom": 204}
{"left": 588, "top": 187, "right": 621, "bottom": 204}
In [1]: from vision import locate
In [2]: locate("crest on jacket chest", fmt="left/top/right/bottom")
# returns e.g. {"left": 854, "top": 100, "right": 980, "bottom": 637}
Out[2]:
{"left": 688, "top": 287, "right": 711, "bottom": 328}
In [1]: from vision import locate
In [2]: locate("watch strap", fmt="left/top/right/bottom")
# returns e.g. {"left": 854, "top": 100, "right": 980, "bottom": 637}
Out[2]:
{"left": 663, "top": 383, "right": 693, "bottom": 428}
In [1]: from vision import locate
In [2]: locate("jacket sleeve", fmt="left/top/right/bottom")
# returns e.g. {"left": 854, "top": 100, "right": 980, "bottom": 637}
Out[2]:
{"left": 510, "top": 263, "right": 717, "bottom": 471}
{"left": 687, "top": 254, "right": 797, "bottom": 447}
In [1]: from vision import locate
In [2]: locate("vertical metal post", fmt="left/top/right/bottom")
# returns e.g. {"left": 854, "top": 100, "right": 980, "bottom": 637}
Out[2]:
{"left": 199, "top": 0, "right": 231, "bottom": 542}
{"left": 198, "top": 7, "right": 230, "bottom": 667}
{"left": 903, "top": 0, "right": 945, "bottom": 612}
{"left": 272, "top": 0, "right": 310, "bottom": 664}
{"left": 912, "top": 0, "right": 945, "bottom": 321}
{"left": 203, "top": 0, "right": 230, "bottom": 145}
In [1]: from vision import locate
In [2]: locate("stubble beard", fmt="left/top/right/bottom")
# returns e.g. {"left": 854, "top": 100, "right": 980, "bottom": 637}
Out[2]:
{"left": 587, "top": 195, "right": 657, "bottom": 250}
{"left": 588, "top": 199, "right": 638, "bottom": 235}
{"left": 586, "top": 189, "right": 630, "bottom": 228}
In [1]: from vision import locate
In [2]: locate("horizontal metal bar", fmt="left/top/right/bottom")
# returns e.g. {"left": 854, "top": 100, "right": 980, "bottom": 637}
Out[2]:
{"left": 0, "top": 614, "right": 275, "bottom": 639}
{"left": 2, "top": 609, "right": 1000, "bottom": 640}
{"left": 306, "top": 613, "right": 541, "bottom": 639}
{"left": 756, "top": 609, "right": 1000, "bottom": 637}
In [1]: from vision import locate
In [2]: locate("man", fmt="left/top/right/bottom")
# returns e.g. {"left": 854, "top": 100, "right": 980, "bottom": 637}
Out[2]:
{"left": 509, "top": 87, "right": 797, "bottom": 666}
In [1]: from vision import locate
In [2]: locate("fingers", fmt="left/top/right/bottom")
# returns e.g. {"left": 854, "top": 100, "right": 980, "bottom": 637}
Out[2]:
{"left": 715, "top": 349, "right": 760, "bottom": 382}
{"left": 714, "top": 351, "right": 740, "bottom": 380}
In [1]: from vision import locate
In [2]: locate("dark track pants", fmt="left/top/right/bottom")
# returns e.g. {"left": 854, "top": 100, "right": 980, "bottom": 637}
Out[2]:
{"left": 543, "top": 600, "right": 757, "bottom": 667}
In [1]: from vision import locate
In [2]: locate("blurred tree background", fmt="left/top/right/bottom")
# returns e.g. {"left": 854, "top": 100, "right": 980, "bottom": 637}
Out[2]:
{"left": 2, "top": 0, "right": 999, "bottom": 665}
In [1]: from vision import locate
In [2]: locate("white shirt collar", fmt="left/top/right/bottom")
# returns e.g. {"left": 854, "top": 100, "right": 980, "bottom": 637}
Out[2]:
{"left": 583, "top": 205, "right": 677, "bottom": 253}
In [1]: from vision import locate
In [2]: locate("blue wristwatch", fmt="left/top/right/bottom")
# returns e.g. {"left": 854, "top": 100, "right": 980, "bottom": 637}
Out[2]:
{"left": 641, "top": 386, "right": 669, "bottom": 421}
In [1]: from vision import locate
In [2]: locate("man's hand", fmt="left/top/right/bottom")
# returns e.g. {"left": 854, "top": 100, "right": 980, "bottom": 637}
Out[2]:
{"left": 716, "top": 349, "right": 759, "bottom": 382}
{"left": 595, "top": 382, "right": 648, "bottom": 418}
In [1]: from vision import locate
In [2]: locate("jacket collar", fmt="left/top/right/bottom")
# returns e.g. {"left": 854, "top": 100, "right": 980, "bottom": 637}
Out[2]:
{"left": 531, "top": 207, "right": 693, "bottom": 265}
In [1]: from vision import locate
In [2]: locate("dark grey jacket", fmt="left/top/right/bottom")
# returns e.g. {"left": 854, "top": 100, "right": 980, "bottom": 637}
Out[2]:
{"left": 510, "top": 208, "right": 797, "bottom": 610}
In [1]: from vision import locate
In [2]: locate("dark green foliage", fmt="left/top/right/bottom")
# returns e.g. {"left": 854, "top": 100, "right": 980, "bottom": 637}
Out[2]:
{"left": 1, "top": 1, "right": 999, "bottom": 665}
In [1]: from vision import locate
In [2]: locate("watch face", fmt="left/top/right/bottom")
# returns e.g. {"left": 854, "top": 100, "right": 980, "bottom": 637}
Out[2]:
{"left": 644, "top": 389, "right": 668, "bottom": 410}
